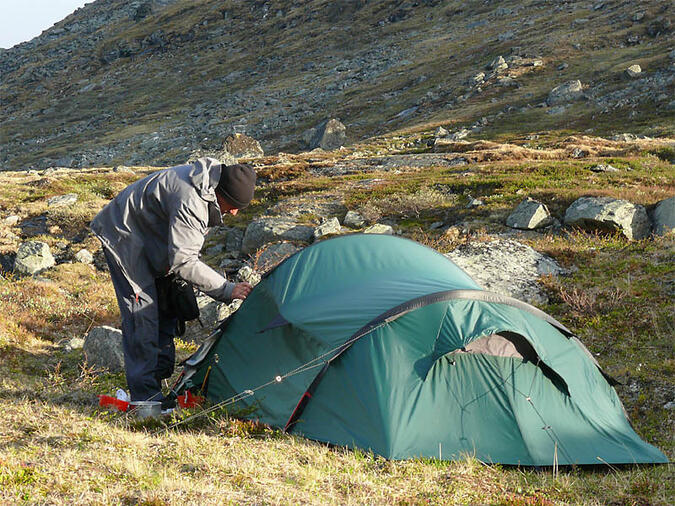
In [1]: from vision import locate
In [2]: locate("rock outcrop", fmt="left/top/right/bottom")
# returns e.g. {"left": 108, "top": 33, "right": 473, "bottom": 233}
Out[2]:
{"left": 445, "top": 239, "right": 566, "bottom": 305}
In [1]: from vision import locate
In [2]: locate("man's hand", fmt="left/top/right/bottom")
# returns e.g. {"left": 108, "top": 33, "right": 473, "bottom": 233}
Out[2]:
{"left": 232, "top": 282, "right": 253, "bottom": 300}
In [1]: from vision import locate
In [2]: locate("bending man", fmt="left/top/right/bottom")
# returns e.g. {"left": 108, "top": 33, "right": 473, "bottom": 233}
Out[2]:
{"left": 91, "top": 157, "right": 256, "bottom": 407}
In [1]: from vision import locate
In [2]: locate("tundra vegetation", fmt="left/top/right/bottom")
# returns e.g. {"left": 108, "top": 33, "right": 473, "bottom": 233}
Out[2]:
{"left": 0, "top": 131, "right": 672, "bottom": 504}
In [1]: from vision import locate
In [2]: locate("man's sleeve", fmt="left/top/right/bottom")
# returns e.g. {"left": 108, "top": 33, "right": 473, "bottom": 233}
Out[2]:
{"left": 167, "top": 201, "right": 234, "bottom": 302}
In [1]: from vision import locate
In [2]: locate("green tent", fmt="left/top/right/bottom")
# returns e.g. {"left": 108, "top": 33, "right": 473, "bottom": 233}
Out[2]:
{"left": 177, "top": 234, "right": 667, "bottom": 465}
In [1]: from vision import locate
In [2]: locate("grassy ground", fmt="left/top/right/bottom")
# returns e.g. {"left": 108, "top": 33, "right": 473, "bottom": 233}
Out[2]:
{"left": 0, "top": 136, "right": 673, "bottom": 504}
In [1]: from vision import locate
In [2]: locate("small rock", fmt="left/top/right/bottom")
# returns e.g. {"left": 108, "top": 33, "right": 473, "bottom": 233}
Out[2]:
{"left": 449, "top": 129, "right": 470, "bottom": 141}
{"left": 611, "top": 133, "right": 637, "bottom": 142}
{"left": 3, "top": 215, "right": 20, "bottom": 226}
{"left": 625, "top": 64, "right": 642, "bottom": 78}
{"left": 557, "top": 63, "right": 569, "bottom": 71}
{"left": 488, "top": 56, "right": 508, "bottom": 71}
{"left": 547, "top": 80, "right": 584, "bottom": 106}
{"left": 113, "top": 165, "right": 135, "bottom": 174}
{"left": 14, "top": 241, "right": 55, "bottom": 275}
{"left": 590, "top": 164, "right": 619, "bottom": 173}
{"left": 364, "top": 223, "right": 394, "bottom": 235}
{"left": 664, "top": 401, "right": 675, "bottom": 410}
{"left": 83, "top": 326, "right": 125, "bottom": 372}
{"left": 571, "top": 147, "right": 588, "bottom": 158}
{"left": 469, "top": 73, "right": 485, "bottom": 85}
{"left": 314, "top": 217, "right": 341, "bottom": 239}
{"left": 74, "top": 249, "right": 94, "bottom": 264}
{"left": 466, "top": 198, "right": 484, "bottom": 208}
{"left": 63, "top": 337, "right": 85, "bottom": 352}
{"left": 506, "top": 198, "right": 554, "bottom": 230}
{"left": 237, "top": 265, "right": 261, "bottom": 286}
{"left": 632, "top": 12, "right": 645, "bottom": 22}
{"left": 344, "top": 211, "right": 366, "bottom": 228}
{"left": 652, "top": 196, "right": 674, "bottom": 236}
{"left": 430, "top": 221, "right": 445, "bottom": 230}
{"left": 47, "top": 193, "right": 78, "bottom": 208}
{"left": 435, "top": 126, "right": 449, "bottom": 137}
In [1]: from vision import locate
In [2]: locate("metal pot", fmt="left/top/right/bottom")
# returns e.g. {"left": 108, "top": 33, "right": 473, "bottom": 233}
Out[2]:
{"left": 129, "top": 400, "right": 162, "bottom": 419}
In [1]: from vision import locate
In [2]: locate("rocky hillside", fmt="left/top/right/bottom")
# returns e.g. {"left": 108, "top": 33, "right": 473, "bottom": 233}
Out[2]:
{"left": 1, "top": 0, "right": 673, "bottom": 170}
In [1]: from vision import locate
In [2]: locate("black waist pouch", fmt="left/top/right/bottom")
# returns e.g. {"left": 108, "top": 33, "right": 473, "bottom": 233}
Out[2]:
{"left": 156, "top": 274, "right": 201, "bottom": 336}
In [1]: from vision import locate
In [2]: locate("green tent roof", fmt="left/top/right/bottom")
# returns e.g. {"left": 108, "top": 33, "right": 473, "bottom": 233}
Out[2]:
{"left": 179, "top": 234, "right": 668, "bottom": 465}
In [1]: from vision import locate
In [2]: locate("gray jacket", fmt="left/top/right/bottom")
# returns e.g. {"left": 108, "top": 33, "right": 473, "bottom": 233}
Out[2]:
{"left": 91, "top": 157, "right": 234, "bottom": 301}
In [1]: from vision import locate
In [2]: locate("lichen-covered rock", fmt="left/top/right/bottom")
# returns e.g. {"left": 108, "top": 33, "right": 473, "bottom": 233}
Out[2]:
{"left": 83, "top": 326, "right": 125, "bottom": 372}
{"left": 242, "top": 218, "right": 314, "bottom": 254}
{"left": 506, "top": 198, "right": 554, "bottom": 230}
{"left": 364, "top": 223, "right": 394, "bottom": 235}
{"left": 14, "top": 241, "right": 55, "bottom": 275}
{"left": 257, "top": 242, "right": 300, "bottom": 271}
{"left": 652, "top": 196, "right": 674, "bottom": 236}
{"left": 445, "top": 239, "right": 566, "bottom": 305}
{"left": 314, "top": 217, "right": 341, "bottom": 239}
{"left": 224, "top": 133, "right": 264, "bottom": 159}
{"left": 237, "top": 265, "right": 261, "bottom": 286}
{"left": 547, "top": 80, "right": 584, "bottom": 105}
{"left": 564, "top": 196, "right": 651, "bottom": 240}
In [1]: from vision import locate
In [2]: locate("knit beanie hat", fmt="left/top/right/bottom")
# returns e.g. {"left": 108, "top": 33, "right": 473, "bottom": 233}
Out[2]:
{"left": 216, "top": 163, "right": 256, "bottom": 209}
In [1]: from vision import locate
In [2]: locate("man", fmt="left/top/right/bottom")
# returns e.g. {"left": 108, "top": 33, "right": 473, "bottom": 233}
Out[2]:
{"left": 91, "top": 157, "right": 256, "bottom": 407}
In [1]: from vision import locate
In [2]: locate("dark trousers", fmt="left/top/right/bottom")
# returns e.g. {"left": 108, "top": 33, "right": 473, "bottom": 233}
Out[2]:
{"left": 103, "top": 249, "right": 177, "bottom": 401}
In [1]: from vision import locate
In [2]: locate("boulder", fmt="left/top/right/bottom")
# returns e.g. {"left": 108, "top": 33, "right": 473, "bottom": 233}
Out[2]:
{"left": 547, "top": 80, "right": 584, "bottom": 106}
{"left": 14, "top": 241, "right": 55, "bottom": 275}
{"left": 445, "top": 239, "right": 566, "bottom": 305}
{"left": 83, "top": 326, "right": 125, "bottom": 372}
{"left": 242, "top": 217, "right": 314, "bottom": 254}
{"left": 74, "top": 249, "right": 94, "bottom": 264}
{"left": 314, "top": 217, "right": 341, "bottom": 239}
{"left": 225, "top": 227, "right": 244, "bottom": 257}
{"left": 47, "top": 193, "right": 78, "bottom": 207}
{"left": 652, "top": 196, "right": 674, "bottom": 236}
{"left": 344, "top": 210, "right": 366, "bottom": 228}
{"left": 564, "top": 196, "right": 651, "bottom": 240}
{"left": 257, "top": 242, "right": 300, "bottom": 271}
{"left": 224, "top": 133, "right": 264, "bottom": 159}
{"left": 364, "top": 223, "right": 394, "bottom": 235}
{"left": 435, "top": 126, "right": 449, "bottom": 137}
{"left": 625, "top": 64, "right": 642, "bottom": 78}
{"left": 506, "top": 198, "right": 554, "bottom": 229}
{"left": 305, "top": 119, "right": 347, "bottom": 150}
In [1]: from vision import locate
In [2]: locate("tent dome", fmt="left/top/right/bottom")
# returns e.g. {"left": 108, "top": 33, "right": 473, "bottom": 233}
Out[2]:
{"left": 179, "top": 234, "right": 667, "bottom": 465}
